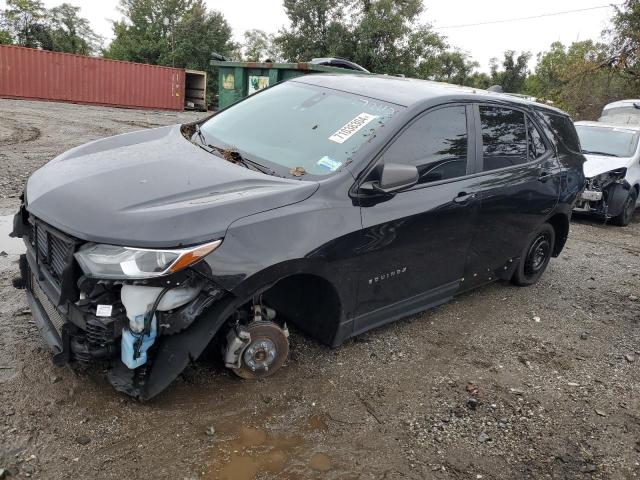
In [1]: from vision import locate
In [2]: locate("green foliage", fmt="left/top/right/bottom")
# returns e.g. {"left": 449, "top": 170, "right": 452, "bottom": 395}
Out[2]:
{"left": 489, "top": 50, "right": 531, "bottom": 93}
{"left": 105, "top": 0, "right": 236, "bottom": 105}
{"left": 347, "top": 0, "right": 445, "bottom": 75}
{"left": 276, "top": 0, "right": 351, "bottom": 61}
{"left": 465, "top": 72, "right": 492, "bottom": 90}
{"left": 48, "top": 3, "right": 102, "bottom": 55}
{"left": 526, "top": 40, "right": 637, "bottom": 119}
{"left": 0, "top": 30, "right": 12, "bottom": 44}
{"left": 0, "top": 0, "right": 101, "bottom": 54}
{"left": 609, "top": 0, "right": 640, "bottom": 79}
{"left": 429, "top": 50, "right": 479, "bottom": 86}
{"left": 105, "top": 0, "right": 236, "bottom": 65}
{"left": 276, "top": 0, "right": 462, "bottom": 80}
{"left": 0, "top": 7, "right": 13, "bottom": 44}
{"left": 1, "top": 0, "right": 47, "bottom": 48}
{"left": 243, "top": 29, "right": 281, "bottom": 62}
{"left": 105, "top": 0, "right": 193, "bottom": 65}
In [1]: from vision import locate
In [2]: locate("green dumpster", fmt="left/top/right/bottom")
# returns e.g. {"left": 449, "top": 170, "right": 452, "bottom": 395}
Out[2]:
{"left": 211, "top": 61, "right": 368, "bottom": 109}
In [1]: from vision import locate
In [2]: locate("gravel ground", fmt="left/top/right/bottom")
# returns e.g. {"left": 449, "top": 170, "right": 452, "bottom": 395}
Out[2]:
{"left": 0, "top": 98, "right": 639, "bottom": 480}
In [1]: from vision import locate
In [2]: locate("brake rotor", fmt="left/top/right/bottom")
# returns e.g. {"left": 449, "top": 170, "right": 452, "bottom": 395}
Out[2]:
{"left": 231, "top": 321, "right": 289, "bottom": 380}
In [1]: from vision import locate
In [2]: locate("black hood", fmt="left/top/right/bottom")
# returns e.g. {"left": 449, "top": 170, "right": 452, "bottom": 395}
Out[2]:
{"left": 25, "top": 125, "right": 318, "bottom": 248}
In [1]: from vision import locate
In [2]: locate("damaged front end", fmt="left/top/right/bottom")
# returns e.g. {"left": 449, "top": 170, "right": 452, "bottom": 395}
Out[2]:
{"left": 11, "top": 203, "right": 230, "bottom": 400}
{"left": 574, "top": 168, "right": 630, "bottom": 219}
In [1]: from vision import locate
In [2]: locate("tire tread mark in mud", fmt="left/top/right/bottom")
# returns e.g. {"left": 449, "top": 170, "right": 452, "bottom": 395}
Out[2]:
{"left": 0, "top": 118, "right": 41, "bottom": 147}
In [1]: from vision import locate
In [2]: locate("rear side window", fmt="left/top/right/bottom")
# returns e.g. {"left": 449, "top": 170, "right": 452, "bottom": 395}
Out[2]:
{"left": 480, "top": 106, "right": 527, "bottom": 171}
{"left": 538, "top": 111, "right": 581, "bottom": 153}
{"left": 527, "top": 118, "right": 547, "bottom": 160}
{"left": 383, "top": 106, "right": 469, "bottom": 184}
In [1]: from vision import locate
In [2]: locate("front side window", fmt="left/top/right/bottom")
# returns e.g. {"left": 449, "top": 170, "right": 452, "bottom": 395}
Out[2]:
{"left": 480, "top": 106, "right": 527, "bottom": 172}
{"left": 199, "top": 82, "right": 403, "bottom": 176}
{"left": 382, "top": 106, "right": 469, "bottom": 184}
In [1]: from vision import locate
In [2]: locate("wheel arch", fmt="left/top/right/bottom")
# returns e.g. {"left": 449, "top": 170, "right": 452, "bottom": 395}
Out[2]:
{"left": 546, "top": 213, "right": 570, "bottom": 257}
{"left": 230, "top": 261, "right": 346, "bottom": 347}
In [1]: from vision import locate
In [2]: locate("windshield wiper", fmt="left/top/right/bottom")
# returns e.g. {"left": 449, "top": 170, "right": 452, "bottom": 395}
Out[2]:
{"left": 194, "top": 123, "right": 208, "bottom": 145}
{"left": 208, "top": 144, "right": 279, "bottom": 177}
{"left": 582, "top": 150, "right": 620, "bottom": 157}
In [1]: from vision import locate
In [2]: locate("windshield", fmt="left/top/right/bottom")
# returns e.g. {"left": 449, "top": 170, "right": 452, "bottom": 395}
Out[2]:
{"left": 575, "top": 125, "right": 640, "bottom": 158}
{"left": 199, "top": 81, "right": 403, "bottom": 176}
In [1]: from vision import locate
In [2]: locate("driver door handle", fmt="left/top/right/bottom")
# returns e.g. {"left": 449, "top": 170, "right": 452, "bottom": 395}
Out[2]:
{"left": 454, "top": 192, "right": 476, "bottom": 204}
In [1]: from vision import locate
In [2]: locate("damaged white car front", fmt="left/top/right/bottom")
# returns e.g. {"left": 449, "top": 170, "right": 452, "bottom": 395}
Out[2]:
{"left": 574, "top": 121, "right": 640, "bottom": 226}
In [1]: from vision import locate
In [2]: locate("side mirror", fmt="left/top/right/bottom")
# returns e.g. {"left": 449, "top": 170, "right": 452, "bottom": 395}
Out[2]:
{"left": 360, "top": 163, "right": 419, "bottom": 194}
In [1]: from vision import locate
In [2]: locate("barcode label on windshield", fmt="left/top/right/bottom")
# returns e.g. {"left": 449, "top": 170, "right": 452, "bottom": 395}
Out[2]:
{"left": 329, "top": 113, "right": 377, "bottom": 144}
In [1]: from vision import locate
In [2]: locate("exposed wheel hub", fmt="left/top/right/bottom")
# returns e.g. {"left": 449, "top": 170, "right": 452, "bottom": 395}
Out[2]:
{"left": 225, "top": 319, "right": 289, "bottom": 380}
{"left": 243, "top": 338, "right": 277, "bottom": 371}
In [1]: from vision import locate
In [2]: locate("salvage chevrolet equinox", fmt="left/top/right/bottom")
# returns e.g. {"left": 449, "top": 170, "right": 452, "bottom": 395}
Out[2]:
{"left": 11, "top": 74, "right": 585, "bottom": 399}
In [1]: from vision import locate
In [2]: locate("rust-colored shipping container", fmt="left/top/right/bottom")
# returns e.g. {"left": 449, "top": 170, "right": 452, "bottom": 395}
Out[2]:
{"left": 0, "top": 45, "right": 187, "bottom": 111}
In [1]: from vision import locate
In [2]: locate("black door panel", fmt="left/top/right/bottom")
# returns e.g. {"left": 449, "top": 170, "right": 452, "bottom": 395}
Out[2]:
{"left": 464, "top": 104, "right": 561, "bottom": 289}
{"left": 353, "top": 104, "right": 479, "bottom": 323}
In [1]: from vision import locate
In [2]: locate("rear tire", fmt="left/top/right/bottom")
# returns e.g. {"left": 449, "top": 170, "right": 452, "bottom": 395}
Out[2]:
{"left": 512, "top": 223, "right": 555, "bottom": 287}
{"left": 611, "top": 188, "right": 637, "bottom": 227}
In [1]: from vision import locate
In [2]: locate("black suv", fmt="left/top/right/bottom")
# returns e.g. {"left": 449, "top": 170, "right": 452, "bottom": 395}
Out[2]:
{"left": 12, "top": 74, "right": 585, "bottom": 399}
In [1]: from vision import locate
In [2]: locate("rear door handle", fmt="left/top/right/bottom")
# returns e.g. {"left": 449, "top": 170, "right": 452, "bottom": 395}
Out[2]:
{"left": 454, "top": 192, "right": 476, "bottom": 204}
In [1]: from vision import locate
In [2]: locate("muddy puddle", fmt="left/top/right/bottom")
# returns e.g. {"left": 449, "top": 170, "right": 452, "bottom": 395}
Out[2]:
{"left": 203, "top": 411, "right": 335, "bottom": 479}
{"left": 0, "top": 215, "right": 24, "bottom": 255}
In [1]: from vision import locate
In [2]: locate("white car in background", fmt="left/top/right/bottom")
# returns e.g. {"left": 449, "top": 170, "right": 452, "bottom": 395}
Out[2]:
{"left": 574, "top": 121, "right": 640, "bottom": 226}
{"left": 600, "top": 99, "right": 640, "bottom": 124}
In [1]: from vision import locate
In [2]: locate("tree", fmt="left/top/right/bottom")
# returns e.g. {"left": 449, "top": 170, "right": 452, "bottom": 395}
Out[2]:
{"left": 430, "top": 50, "right": 479, "bottom": 85}
{"left": 466, "top": 72, "right": 492, "bottom": 90}
{"left": 171, "top": 3, "right": 236, "bottom": 68}
{"left": 48, "top": 3, "right": 102, "bottom": 54}
{"left": 106, "top": 0, "right": 235, "bottom": 65}
{"left": 1, "top": 0, "right": 47, "bottom": 48}
{"left": 276, "top": 0, "right": 448, "bottom": 76}
{"left": 276, "top": 0, "right": 351, "bottom": 61}
{"left": 526, "top": 40, "right": 636, "bottom": 119}
{"left": 0, "top": 30, "right": 12, "bottom": 44}
{"left": 0, "top": 1, "right": 100, "bottom": 53}
{"left": 105, "top": 0, "right": 237, "bottom": 104}
{"left": 348, "top": 0, "right": 445, "bottom": 76}
{"left": 0, "top": 9, "right": 12, "bottom": 44}
{"left": 106, "top": 0, "right": 192, "bottom": 65}
{"left": 243, "top": 29, "right": 281, "bottom": 62}
{"left": 489, "top": 50, "right": 531, "bottom": 93}
{"left": 608, "top": 0, "right": 640, "bottom": 79}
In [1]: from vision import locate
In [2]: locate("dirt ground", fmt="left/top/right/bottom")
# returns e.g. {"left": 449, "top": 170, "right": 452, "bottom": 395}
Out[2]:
{"left": 0, "top": 98, "right": 639, "bottom": 480}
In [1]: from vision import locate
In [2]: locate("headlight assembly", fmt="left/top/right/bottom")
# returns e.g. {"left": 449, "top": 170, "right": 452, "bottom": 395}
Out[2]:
{"left": 74, "top": 239, "right": 222, "bottom": 279}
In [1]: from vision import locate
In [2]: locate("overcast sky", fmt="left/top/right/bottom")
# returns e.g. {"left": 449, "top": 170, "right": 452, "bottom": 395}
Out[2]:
{"left": 1, "top": 0, "right": 618, "bottom": 71}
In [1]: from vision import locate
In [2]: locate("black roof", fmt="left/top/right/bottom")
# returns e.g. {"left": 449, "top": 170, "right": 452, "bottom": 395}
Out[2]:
{"left": 293, "top": 73, "right": 566, "bottom": 115}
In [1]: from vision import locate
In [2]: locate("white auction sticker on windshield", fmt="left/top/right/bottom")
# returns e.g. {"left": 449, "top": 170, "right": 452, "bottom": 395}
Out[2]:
{"left": 329, "top": 113, "right": 377, "bottom": 144}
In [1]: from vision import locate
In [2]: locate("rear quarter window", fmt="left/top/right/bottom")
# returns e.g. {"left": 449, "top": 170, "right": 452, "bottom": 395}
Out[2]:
{"left": 537, "top": 111, "right": 581, "bottom": 153}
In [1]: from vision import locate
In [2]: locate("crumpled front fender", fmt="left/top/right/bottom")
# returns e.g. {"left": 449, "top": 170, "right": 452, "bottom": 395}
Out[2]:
{"left": 109, "top": 294, "right": 238, "bottom": 400}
